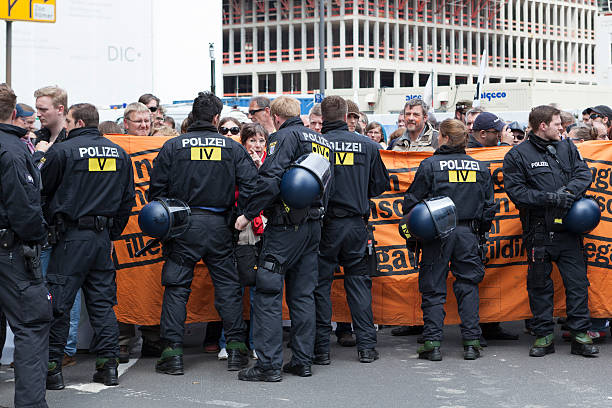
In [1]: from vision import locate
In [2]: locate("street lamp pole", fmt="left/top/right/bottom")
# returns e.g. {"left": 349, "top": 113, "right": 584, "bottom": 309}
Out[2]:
{"left": 209, "top": 43, "right": 216, "bottom": 95}
{"left": 319, "top": 0, "right": 325, "bottom": 97}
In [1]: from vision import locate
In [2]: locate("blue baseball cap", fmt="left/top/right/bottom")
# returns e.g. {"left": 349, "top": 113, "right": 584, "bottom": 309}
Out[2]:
{"left": 15, "top": 104, "right": 35, "bottom": 119}
{"left": 473, "top": 112, "right": 505, "bottom": 132}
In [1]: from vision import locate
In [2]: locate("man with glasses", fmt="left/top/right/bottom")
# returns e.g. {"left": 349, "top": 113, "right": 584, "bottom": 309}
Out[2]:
{"left": 248, "top": 96, "right": 275, "bottom": 134}
{"left": 585, "top": 105, "right": 612, "bottom": 139}
{"left": 508, "top": 121, "right": 526, "bottom": 146}
{"left": 123, "top": 102, "right": 152, "bottom": 136}
{"left": 470, "top": 112, "right": 505, "bottom": 148}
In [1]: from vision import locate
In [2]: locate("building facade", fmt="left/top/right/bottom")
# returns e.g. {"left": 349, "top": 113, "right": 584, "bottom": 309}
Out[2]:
{"left": 222, "top": 0, "right": 598, "bottom": 112}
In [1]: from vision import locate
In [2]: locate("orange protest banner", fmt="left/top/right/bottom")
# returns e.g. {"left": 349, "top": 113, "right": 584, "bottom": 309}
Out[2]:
{"left": 110, "top": 136, "right": 612, "bottom": 326}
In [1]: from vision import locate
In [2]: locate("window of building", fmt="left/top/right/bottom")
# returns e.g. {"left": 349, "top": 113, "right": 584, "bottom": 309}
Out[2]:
{"left": 282, "top": 72, "right": 301, "bottom": 93}
{"left": 489, "top": 77, "right": 501, "bottom": 83}
{"left": 380, "top": 71, "right": 394, "bottom": 88}
{"left": 359, "top": 70, "right": 374, "bottom": 88}
{"left": 223, "top": 74, "right": 252, "bottom": 96}
{"left": 258, "top": 73, "right": 276, "bottom": 93}
{"left": 419, "top": 73, "right": 430, "bottom": 87}
{"left": 455, "top": 75, "right": 468, "bottom": 85}
{"left": 333, "top": 70, "right": 353, "bottom": 89}
{"left": 437, "top": 74, "right": 450, "bottom": 86}
{"left": 307, "top": 71, "right": 327, "bottom": 91}
{"left": 505, "top": 78, "right": 517, "bottom": 83}
{"left": 400, "top": 72, "right": 413, "bottom": 87}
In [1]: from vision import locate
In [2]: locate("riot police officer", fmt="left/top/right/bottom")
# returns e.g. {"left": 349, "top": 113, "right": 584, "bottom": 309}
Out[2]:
{"left": 503, "top": 105, "right": 598, "bottom": 357}
{"left": 403, "top": 119, "right": 495, "bottom": 361}
{"left": 42, "top": 103, "right": 135, "bottom": 389}
{"left": 235, "top": 95, "right": 334, "bottom": 382}
{"left": 149, "top": 92, "right": 258, "bottom": 375}
{"left": 313, "top": 96, "right": 389, "bottom": 364}
{"left": 0, "top": 84, "right": 51, "bottom": 407}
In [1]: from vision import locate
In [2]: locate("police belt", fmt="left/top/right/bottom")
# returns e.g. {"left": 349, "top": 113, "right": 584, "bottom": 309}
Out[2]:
{"left": 266, "top": 205, "right": 324, "bottom": 226}
{"left": 64, "top": 215, "right": 113, "bottom": 232}
{"left": 191, "top": 207, "right": 229, "bottom": 215}
{"left": 0, "top": 228, "right": 17, "bottom": 249}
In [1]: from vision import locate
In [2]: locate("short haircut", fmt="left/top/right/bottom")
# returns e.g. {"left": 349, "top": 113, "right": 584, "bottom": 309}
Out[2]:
{"left": 529, "top": 105, "right": 561, "bottom": 130}
{"left": 138, "top": 93, "right": 160, "bottom": 106}
{"left": 152, "top": 126, "right": 179, "bottom": 137}
{"left": 240, "top": 122, "right": 268, "bottom": 145}
{"left": 569, "top": 125, "right": 597, "bottom": 141}
{"left": 270, "top": 96, "right": 301, "bottom": 119}
{"left": 192, "top": 91, "right": 223, "bottom": 122}
{"left": 320, "top": 96, "right": 348, "bottom": 122}
{"left": 439, "top": 118, "right": 468, "bottom": 147}
{"left": 34, "top": 85, "right": 67, "bottom": 109}
{"left": 250, "top": 96, "right": 271, "bottom": 109}
{"left": 560, "top": 111, "right": 576, "bottom": 126}
{"left": 309, "top": 103, "right": 322, "bottom": 117}
{"left": 68, "top": 103, "right": 99, "bottom": 128}
{"left": 98, "top": 120, "right": 123, "bottom": 135}
{"left": 17, "top": 102, "right": 34, "bottom": 113}
{"left": 403, "top": 99, "right": 428, "bottom": 116}
{"left": 0, "top": 84, "right": 16, "bottom": 121}
{"left": 124, "top": 102, "right": 149, "bottom": 120}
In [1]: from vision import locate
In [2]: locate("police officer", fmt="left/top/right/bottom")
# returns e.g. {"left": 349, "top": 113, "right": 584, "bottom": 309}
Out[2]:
{"left": 313, "top": 96, "right": 389, "bottom": 364}
{"left": 503, "top": 105, "right": 598, "bottom": 357}
{"left": 235, "top": 95, "right": 333, "bottom": 381}
{"left": 42, "top": 103, "right": 135, "bottom": 389}
{"left": 0, "top": 84, "right": 51, "bottom": 407}
{"left": 403, "top": 119, "right": 495, "bottom": 361}
{"left": 149, "top": 92, "right": 258, "bottom": 375}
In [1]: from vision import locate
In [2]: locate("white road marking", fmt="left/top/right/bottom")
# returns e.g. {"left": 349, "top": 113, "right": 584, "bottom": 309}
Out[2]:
{"left": 65, "top": 357, "right": 139, "bottom": 394}
{"left": 205, "top": 400, "right": 250, "bottom": 407}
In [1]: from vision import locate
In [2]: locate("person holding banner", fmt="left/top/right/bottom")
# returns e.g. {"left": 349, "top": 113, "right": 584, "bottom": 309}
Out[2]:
{"left": 503, "top": 105, "right": 599, "bottom": 358}
{"left": 149, "top": 92, "right": 258, "bottom": 375}
{"left": 403, "top": 119, "right": 496, "bottom": 361}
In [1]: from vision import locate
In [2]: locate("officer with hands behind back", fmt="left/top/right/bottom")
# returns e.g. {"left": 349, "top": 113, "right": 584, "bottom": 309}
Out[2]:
{"left": 235, "top": 96, "right": 334, "bottom": 382}
{"left": 503, "top": 105, "right": 598, "bottom": 358}
{"left": 42, "top": 103, "right": 135, "bottom": 390}
{"left": 313, "top": 95, "right": 389, "bottom": 365}
{"left": 402, "top": 119, "right": 495, "bottom": 361}
{"left": 149, "top": 92, "right": 258, "bottom": 375}
{"left": 0, "top": 83, "right": 51, "bottom": 408}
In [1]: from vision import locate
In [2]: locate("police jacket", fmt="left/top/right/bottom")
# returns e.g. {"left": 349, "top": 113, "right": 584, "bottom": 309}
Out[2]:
{"left": 149, "top": 121, "right": 258, "bottom": 213}
{"left": 243, "top": 116, "right": 334, "bottom": 221}
{"left": 503, "top": 132, "right": 592, "bottom": 230}
{"left": 322, "top": 120, "right": 389, "bottom": 217}
{"left": 403, "top": 144, "right": 496, "bottom": 231}
{"left": 41, "top": 126, "right": 135, "bottom": 240}
{"left": 0, "top": 123, "right": 46, "bottom": 243}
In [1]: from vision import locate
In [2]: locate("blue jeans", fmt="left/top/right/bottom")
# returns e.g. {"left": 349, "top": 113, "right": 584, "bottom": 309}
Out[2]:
{"left": 42, "top": 247, "right": 81, "bottom": 356}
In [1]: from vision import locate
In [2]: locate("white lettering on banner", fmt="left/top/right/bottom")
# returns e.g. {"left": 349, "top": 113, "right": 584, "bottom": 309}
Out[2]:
{"left": 439, "top": 159, "right": 480, "bottom": 171}
{"left": 531, "top": 161, "right": 550, "bottom": 168}
{"left": 78, "top": 146, "right": 120, "bottom": 158}
{"left": 181, "top": 137, "right": 227, "bottom": 148}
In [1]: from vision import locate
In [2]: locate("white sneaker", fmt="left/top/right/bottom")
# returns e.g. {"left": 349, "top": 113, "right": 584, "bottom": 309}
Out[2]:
{"left": 217, "top": 348, "right": 228, "bottom": 360}
{"left": 250, "top": 349, "right": 258, "bottom": 360}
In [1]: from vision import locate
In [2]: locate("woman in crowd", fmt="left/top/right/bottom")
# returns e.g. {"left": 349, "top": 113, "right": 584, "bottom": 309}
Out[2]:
{"left": 218, "top": 117, "right": 242, "bottom": 142}
{"left": 365, "top": 121, "right": 387, "bottom": 149}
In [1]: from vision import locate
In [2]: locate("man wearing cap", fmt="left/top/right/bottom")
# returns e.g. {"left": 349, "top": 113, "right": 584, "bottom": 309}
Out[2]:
{"left": 345, "top": 100, "right": 360, "bottom": 133}
{"left": 13, "top": 103, "right": 36, "bottom": 133}
{"left": 585, "top": 105, "right": 612, "bottom": 139}
{"left": 469, "top": 112, "right": 506, "bottom": 148}
{"left": 508, "top": 121, "right": 526, "bottom": 146}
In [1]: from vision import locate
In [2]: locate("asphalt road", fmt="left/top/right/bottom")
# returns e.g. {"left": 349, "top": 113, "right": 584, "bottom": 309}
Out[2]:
{"left": 1, "top": 321, "right": 611, "bottom": 408}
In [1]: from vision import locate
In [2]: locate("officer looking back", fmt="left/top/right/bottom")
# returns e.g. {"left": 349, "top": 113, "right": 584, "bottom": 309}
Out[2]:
{"left": 503, "top": 105, "right": 598, "bottom": 358}
{"left": 42, "top": 103, "right": 135, "bottom": 389}
{"left": 149, "top": 92, "right": 258, "bottom": 375}
{"left": 0, "top": 83, "right": 51, "bottom": 408}
{"left": 313, "top": 96, "right": 389, "bottom": 365}
{"left": 235, "top": 96, "right": 334, "bottom": 382}
{"left": 403, "top": 119, "right": 496, "bottom": 361}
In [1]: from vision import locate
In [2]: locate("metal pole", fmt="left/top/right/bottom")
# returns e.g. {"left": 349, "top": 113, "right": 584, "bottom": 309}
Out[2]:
{"left": 319, "top": 0, "right": 325, "bottom": 96}
{"left": 211, "top": 60, "right": 216, "bottom": 95}
{"left": 6, "top": 21, "right": 12, "bottom": 86}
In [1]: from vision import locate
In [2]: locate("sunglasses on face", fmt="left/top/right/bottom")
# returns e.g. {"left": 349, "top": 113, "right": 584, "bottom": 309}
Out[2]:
{"left": 249, "top": 108, "right": 265, "bottom": 116}
{"left": 590, "top": 113, "right": 602, "bottom": 120}
{"left": 220, "top": 126, "right": 240, "bottom": 135}
{"left": 148, "top": 106, "right": 158, "bottom": 113}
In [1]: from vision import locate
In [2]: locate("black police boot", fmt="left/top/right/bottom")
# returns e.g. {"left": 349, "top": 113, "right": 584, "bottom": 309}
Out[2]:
{"left": 141, "top": 338, "right": 163, "bottom": 358}
{"left": 313, "top": 351, "right": 330, "bottom": 365}
{"left": 463, "top": 339, "right": 482, "bottom": 360}
{"left": 92, "top": 358, "right": 119, "bottom": 386}
{"left": 46, "top": 361, "right": 65, "bottom": 390}
{"left": 227, "top": 341, "right": 249, "bottom": 371}
{"left": 529, "top": 334, "right": 555, "bottom": 357}
{"left": 358, "top": 348, "right": 380, "bottom": 363}
{"left": 238, "top": 366, "right": 282, "bottom": 382}
{"left": 417, "top": 340, "right": 442, "bottom": 361}
{"left": 570, "top": 332, "right": 599, "bottom": 357}
{"left": 283, "top": 361, "right": 312, "bottom": 377}
{"left": 155, "top": 344, "right": 184, "bottom": 375}
{"left": 481, "top": 322, "right": 519, "bottom": 341}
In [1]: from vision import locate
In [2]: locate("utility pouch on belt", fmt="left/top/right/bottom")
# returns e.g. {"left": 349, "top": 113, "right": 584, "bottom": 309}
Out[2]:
{"left": 366, "top": 223, "right": 378, "bottom": 276}
{"left": 22, "top": 244, "right": 42, "bottom": 280}
{"left": 235, "top": 244, "right": 258, "bottom": 287}
{"left": 256, "top": 255, "right": 284, "bottom": 294}
{"left": 0, "top": 229, "right": 16, "bottom": 249}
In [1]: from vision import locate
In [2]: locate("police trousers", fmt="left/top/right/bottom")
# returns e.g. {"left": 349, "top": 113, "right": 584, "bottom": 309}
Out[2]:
{"left": 253, "top": 219, "right": 321, "bottom": 370}
{"left": 525, "top": 231, "right": 590, "bottom": 336}
{"left": 0, "top": 246, "right": 51, "bottom": 408}
{"left": 160, "top": 213, "right": 246, "bottom": 345}
{"left": 47, "top": 228, "right": 119, "bottom": 364}
{"left": 419, "top": 225, "right": 484, "bottom": 341}
{"left": 315, "top": 216, "right": 375, "bottom": 353}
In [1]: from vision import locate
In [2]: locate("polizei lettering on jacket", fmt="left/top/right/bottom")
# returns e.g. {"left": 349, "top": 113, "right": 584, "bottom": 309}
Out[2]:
{"left": 78, "top": 146, "right": 120, "bottom": 158}
{"left": 302, "top": 132, "right": 331, "bottom": 160}
{"left": 438, "top": 159, "right": 480, "bottom": 171}
{"left": 330, "top": 141, "right": 362, "bottom": 153}
{"left": 181, "top": 137, "right": 227, "bottom": 148}
{"left": 530, "top": 161, "right": 549, "bottom": 168}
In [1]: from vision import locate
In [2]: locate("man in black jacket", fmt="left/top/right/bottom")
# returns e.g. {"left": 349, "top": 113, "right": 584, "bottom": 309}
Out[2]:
{"left": 150, "top": 92, "right": 258, "bottom": 375}
{"left": 503, "top": 105, "right": 598, "bottom": 358}
{"left": 313, "top": 96, "right": 389, "bottom": 365}
{"left": 0, "top": 83, "right": 51, "bottom": 408}
{"left": 235, "top": 95, "right": 334, "bottom": 382}
{"left": 42, "top": 103, "right": 135, "bottom": 389}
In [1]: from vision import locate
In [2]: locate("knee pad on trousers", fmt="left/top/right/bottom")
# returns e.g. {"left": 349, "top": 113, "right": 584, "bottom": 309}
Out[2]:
{"left": 255, "top": 256, "right": 284, "bottom": 294}
{"left": 161, "top": 258, "right": 194, "bottom": 287}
